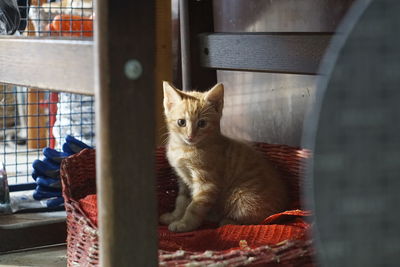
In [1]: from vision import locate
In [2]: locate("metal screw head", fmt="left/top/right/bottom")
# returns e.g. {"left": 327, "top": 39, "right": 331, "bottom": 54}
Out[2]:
{"left": 124, "top": 59, "right": 143, "bottom": 80}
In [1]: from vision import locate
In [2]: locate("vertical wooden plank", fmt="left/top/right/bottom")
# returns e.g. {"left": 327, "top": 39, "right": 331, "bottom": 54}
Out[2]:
{"left": 94, "top": 0, "right": 157, "bottom": 266}
{"left": 180, "top": 0, "right": 192, "bottom": 91}
{"left": 27, "top": 89, "right": 47, "bottom": 149}
{"left": 26, "top": 0, "right": 47, "bottom": 149}
{"left": 171, "top": 0, "right": 182, "bottom": 89}
{"left": 155, "top": 0, "right": 172, "bottom": 146}
{"left": 187, "top": 0, "right": 217, "bottom": 91}
{"left": 174, "top": 0, "right": 216, "bottom": 92}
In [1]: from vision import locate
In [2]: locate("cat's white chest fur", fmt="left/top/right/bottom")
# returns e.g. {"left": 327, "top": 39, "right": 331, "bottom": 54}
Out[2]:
{"left": 167, "top": 145, "right": 199, "bottom": 185}
{"left": 167, "top": 144, "right": 198, "bottom": 165}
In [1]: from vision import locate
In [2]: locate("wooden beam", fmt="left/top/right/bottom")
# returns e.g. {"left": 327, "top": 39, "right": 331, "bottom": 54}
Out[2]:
{"left": 94, "top": 0, "right": 157, "bottom": 267}
{"left": 198, "top": 33, "right": 332, "bottom": 75}
{"left": 180, "top": 0, "right": 192, "bottom": 91}
{"left": 173, "top": 0, "right": 217, "bottom": 91}
{"left": 0, "top": 37, "right": 93, "bottom": 94}
{"left": 0, "top": 212, "right": 66, "bottom": 253}
{"left": 155, "top": 0, "right": 172, "bottom": 146}
{"left": 171, "top": 0, "right": 182, "bottom": 89}
{"left": 27, "top": 89, "right": 47, "bottom": 149}
{"left": 187, "top": 0, "right": 217, "bottom": 91}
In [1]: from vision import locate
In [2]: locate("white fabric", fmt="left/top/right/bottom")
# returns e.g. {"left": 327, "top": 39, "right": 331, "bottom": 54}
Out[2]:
{"left": 52, "top": 93, "right": 95, "bottom": 150}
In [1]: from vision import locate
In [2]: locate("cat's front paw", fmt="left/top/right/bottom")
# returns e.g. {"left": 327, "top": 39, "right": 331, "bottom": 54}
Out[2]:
{"left": 168, "top": 220, "right": 195, "bottom": 232}
{"left": 160, "top": 212, "right": 178, "bottom": 225}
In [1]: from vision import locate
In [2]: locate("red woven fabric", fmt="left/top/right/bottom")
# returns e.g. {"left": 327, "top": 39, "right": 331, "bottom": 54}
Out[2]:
{"left": 158, "top": 211, "right": 311, "bottom": 252}
{"left": 78, "top": 144, "right": 312, "bottom": 253}
{"left": 79, "top": 199, "right": 311, "bottom": 252}
{"left": 79, "top": 194, "right": 98, "bottom": 226}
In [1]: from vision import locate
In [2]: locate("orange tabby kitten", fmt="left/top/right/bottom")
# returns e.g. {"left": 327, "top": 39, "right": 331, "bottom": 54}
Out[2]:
{"left": 160, "top": 81, "right": 288, "bottom": 232}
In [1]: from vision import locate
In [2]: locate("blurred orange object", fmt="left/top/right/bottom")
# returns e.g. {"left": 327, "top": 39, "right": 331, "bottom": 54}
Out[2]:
{"left": 47, "top": 15, "right": 93, "bottom": 37}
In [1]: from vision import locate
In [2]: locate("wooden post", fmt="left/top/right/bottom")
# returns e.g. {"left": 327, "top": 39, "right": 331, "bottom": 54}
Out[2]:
{"left": 187, "top": 0, "right": 216, "bottom": 92}
{"left": 94, "top": 1, "right": 157, "bottom": 266}
{"left": 27, "top": 89, "right": 47, "bottom": 149}
{"left": 155, "top": 0, "right": 172, "bottom": 146}
{"left": 180, "top": 0, "right": 192, "bottom": 91}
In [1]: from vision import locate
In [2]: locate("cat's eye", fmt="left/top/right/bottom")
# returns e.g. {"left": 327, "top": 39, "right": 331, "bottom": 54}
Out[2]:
{"left": 197, "top": 119, "right": 207, "bottom": 128}
{"left": 177, "top": 119, "right": 186, "bottom": 127}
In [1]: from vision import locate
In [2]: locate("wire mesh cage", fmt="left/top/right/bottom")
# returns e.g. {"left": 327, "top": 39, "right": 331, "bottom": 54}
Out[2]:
{"left": 0, "top": 84, "right": 95, "bottom": 189}
{"left": 21, "top": 0, "right": 94, "bottom": 37}
{"left": 1, "top": 0, "right": 95, "bottom": 192}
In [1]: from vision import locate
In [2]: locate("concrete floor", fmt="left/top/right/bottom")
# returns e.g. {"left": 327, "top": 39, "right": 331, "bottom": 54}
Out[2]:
{"left": 0, "top": 245, "right": 67, "bottom": 267}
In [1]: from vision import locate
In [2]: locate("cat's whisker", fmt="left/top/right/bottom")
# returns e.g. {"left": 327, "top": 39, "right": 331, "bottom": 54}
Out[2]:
{"left": 161, "top": 137, "right": 169, "bottom": 145}
{"left": 160, "top": 132, "right": 169, "bottom": 139}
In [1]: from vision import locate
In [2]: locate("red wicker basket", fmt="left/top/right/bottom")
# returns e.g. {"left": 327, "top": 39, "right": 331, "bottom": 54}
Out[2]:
{"left": 60, "top": 144, "right": 314, "bottom": 266}
{"left": 61, "top": 148, "right": 98, "bottom": 266}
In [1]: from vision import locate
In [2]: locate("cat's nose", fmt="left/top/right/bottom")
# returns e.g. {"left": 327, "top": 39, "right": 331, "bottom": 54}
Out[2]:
{"left": 187, "top": 135, "right": 194, "bottom": 141}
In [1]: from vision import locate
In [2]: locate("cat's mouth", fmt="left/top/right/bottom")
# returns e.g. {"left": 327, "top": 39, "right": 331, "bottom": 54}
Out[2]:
{"left": 183, "top": 137, "right": 198, "bottom": 145}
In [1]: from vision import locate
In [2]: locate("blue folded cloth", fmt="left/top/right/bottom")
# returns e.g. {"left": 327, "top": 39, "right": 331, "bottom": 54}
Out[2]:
{"left": 36, "top": 176, "right": 61, "bottom": 189}
{"left": 46, "top": 197, "right": 64, "bottom": 208}
{"left": 33, "top": 185, "right": 63, "bottom": 200}
{"left": 32, "top": 158, "right": 60, "bottom": 180}
{"left": 31, "top": 135, "right": 92, "bottom": 207}
{"left": 63, "top": 135, "right": 92, "bottom": 154}
{"left": 43, "top": 147, "right": 69, "bottom": 164}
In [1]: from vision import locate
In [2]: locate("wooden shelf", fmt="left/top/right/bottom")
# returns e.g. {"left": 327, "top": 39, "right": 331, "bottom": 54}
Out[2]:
{"left": 198, "top": 33, "right": 332, "bottom": 75}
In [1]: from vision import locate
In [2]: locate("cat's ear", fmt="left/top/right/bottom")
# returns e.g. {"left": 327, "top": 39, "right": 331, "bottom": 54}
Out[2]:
{"left": 204, "top": 83, "right": 224, "bottom": 112}
{"left": 163, "top": 81, "right": 182, "bottom": 112}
